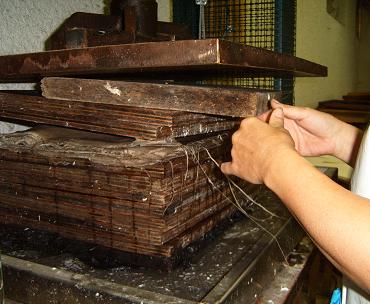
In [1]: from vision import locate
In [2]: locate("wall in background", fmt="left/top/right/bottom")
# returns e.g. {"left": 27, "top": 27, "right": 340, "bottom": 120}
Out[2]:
{"left": 294, "top": 0, "right": 360, "bottom": 108}
{"left": 158, "top": 0, "right": 172, "bottom": 22}
{"left": 294, "top": 0, "right": 370, "bottom": 180}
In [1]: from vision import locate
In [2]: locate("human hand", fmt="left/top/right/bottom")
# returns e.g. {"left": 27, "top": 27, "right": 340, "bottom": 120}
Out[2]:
{"left": 260, "top": 100, "right": 362, "bottom": 165}
{"left": 220, "top": 108, "right": 296, "bottom": 184}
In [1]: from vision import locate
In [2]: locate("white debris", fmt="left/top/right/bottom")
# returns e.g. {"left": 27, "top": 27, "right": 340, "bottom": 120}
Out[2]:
{"left": 104, "top": 82, "right": 122, "bottom": 96}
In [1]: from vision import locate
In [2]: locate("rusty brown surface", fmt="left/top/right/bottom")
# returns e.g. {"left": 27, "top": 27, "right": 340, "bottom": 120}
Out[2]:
{"left": 46, "top": 1, "right": 191, "bottom": 51}
{"left": 110, "top": 0, "right": 158, "bottom": 37}
{"left": 46, "top": 12, "right": 122, "bottom": 50}
{"left": 0, "top": 39, "right": 327, "bottom": 83}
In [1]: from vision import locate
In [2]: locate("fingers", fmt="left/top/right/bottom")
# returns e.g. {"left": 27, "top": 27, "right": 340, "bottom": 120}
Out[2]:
{"left": 258, "top": 109, "right": 272, "bottom": 122}
{"left": 220, "top": 162, "right": 233, "bottom": 175}
{"left": 269, "top": 108, "right": 284, "bottom": 128}
{"left": 271, "top": 99, "right": 307, "bottom": 120}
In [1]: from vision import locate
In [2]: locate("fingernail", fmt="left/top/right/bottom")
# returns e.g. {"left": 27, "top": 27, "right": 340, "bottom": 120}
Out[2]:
{"left": 273, "top": 99, "right": 281, "bottom": 104}
{"left": 275, "top": 108, "right": 283, "bottom": 118}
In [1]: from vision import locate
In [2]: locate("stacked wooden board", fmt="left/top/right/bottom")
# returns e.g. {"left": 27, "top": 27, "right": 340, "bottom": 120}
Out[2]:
{"left": 317, "top": 92, "right": 370, "bottom": 129}
{"left": 0, "top": 92, "right": 240, "bottom": 141}
{"left": 0, "top": 126, "right": 258, "bottom": 257}
{"left": 0, "top": 79, "right": 270, "bottom": 258}
{"left": 0, "top": 79, "right": 281, "bottom": 141}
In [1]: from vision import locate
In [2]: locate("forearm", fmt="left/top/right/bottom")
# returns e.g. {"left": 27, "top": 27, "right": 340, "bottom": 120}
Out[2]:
{"left": 264, "top": 150, "right": 370, "bottom": 292}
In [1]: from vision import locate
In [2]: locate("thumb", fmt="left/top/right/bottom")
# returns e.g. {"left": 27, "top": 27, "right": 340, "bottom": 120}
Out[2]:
{"left": 271, "top": 99, "right": 306, "bottom": 120}
{"left": 220, "top": 162, "right": 234, "bottom": 176}
{"left": 269, "top": 108, "right": 284, "bottom": 128}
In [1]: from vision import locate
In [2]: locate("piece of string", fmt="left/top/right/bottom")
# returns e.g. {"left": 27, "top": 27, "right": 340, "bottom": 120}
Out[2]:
{"left": 203, "top": 147, "right": 283, "bottom": 219}
{"left": 181, "top": 145, "right": 288, "bottom": 262}
{"left": 168, "top": 160, "right": 175, "bottom": 205}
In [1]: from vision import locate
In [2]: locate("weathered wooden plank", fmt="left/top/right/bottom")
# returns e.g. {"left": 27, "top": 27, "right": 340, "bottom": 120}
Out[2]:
{"left": 41, "top": 77, "right": 277, "bottom": 117}
{"left": 0, "top": 92, "right": 240, "bottom": 140}
{"left": 0, "top": 39, "right": 327, "bottom": 83}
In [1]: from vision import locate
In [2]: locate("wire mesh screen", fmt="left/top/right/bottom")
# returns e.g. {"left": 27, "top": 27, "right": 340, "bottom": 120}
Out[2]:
{"left": 205, "top": 1, "right": 275, "bottom": 49}
{"left": 173, "top": 0, "right": 296, "bottom": 104}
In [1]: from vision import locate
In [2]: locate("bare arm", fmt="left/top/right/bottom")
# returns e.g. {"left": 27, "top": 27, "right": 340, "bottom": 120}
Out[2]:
{"left": 221, "top": 109, "right": 370, "bottom": 292}
{"left": 266, "top": 145, "right": 370, "bottom": 293}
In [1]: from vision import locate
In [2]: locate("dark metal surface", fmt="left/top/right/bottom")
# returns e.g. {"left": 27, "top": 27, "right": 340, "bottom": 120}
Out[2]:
{"left": 258, "top": 238, "right": 314, "bottom": 304}
{"left": 47, "top": 1, "right": 191, "bottom": 51}
{"left": 110, "top": 0, "right": 158, "bottom": 37}
{"left": 0, "top": 39, "right": 327, "bottom": 83}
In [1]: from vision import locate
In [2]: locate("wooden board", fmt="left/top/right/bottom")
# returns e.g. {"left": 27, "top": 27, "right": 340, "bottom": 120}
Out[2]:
{"left": 318, "top": 108, "right": 370, "bottom": 124}
{"left": 0, "top": 92, "right": 241, "bottom": 141}
{"left": 0, "top": 127, "right": 258, "bottom": 257}
{"left": 318, "top": 100, "right": 370, "bottom": 110}
{"left": 0, "top": 39, "right": 327, "bottom": 83}
{"left": 318, "top": 99, "right": 370, "bottom": 128}
{"left": 342, "top": 92, "right": 370, "bottom": 101}
{"left": 41, "top": 77, "right": 278, "bottom": 118}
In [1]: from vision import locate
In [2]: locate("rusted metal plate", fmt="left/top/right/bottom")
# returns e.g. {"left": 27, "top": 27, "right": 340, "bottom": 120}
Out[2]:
{"left": 0, "top": 39, "right": 327, "bottom": 83}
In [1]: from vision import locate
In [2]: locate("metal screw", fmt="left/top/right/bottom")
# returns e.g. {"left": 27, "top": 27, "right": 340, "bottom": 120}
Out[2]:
{"left": 195, "top": 0, "right": 207, "bottom": 5}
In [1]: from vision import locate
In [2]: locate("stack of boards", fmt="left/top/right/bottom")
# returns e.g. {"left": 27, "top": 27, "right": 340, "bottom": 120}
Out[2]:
{"left": 0, "top": 77, "right": 278, "bottom": 259}
{"left": 317, "top": 92, "right": 370, "bottom": 129}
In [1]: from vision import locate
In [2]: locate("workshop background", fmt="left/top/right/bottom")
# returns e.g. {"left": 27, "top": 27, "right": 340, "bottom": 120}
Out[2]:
{"left": 0, "top": 0, "right": 368, "bottom": 302}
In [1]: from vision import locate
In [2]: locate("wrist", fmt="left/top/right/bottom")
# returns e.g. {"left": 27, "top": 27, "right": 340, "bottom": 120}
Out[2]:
{"left": 334, "top": 123, "right": 363, "bottom": 166}
{"left": 262, "top": 146, "right": 301, "bottom": 189}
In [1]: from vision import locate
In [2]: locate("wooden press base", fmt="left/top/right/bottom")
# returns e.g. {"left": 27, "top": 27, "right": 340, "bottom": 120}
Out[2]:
{"left": 0, "top": 168, "right": 337, "bottom": 303}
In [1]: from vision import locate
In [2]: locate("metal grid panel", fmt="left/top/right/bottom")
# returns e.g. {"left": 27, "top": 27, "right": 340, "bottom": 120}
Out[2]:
{"left": 173, "top": 0, "right": 296, "bottom": 104}
{"left": 205, "top": 0, "right": 275, "bottom": 49}
{"left": 204, "top": 0, "right": 276, "bottom": 90}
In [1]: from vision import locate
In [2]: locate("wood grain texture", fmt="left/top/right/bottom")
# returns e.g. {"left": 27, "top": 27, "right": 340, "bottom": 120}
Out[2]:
{"left": 0, "top": 92, "right": 241, "bottom": 140}
{"left": 0, "top": 127, "right": 258, "bottom": 257}
{"left": 41, "top": 77, "right": 279, "bottom": 117}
